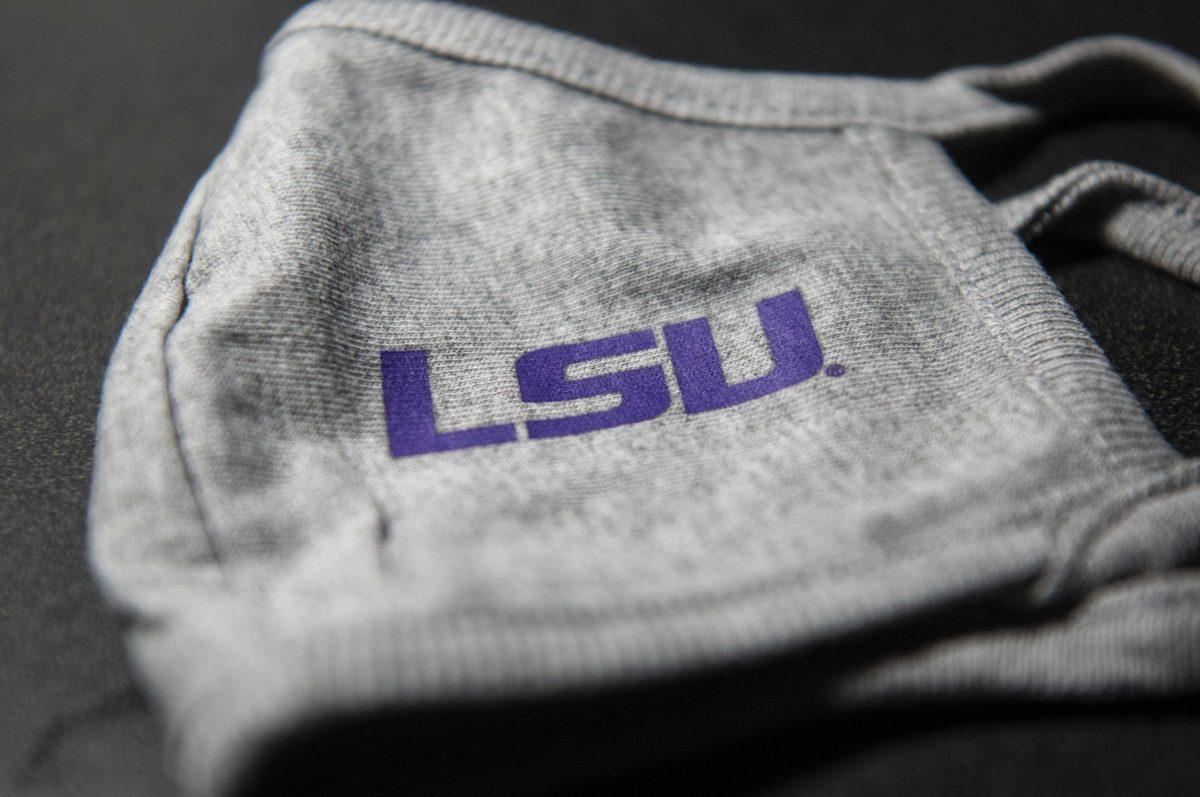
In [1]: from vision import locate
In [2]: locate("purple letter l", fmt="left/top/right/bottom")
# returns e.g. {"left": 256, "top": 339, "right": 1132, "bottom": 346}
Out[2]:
{"left": 380, "top": 350, "right": 517, "bottom": 457}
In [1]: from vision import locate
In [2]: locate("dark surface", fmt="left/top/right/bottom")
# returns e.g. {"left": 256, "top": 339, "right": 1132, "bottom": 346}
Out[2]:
{"left": 239, "top": 700, "right": 1200, "bottom": 796}
{"left": 1, "top": 1, "right": 1197, "bottom": 795}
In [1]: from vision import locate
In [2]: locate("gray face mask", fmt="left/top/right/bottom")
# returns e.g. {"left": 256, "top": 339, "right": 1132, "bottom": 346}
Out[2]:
{"left": 88, "top": 1, "right": 1200, "bottom": 793}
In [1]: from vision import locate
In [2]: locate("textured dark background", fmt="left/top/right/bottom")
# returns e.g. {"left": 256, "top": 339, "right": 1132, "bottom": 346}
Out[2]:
{"left": 2, "top": 1, "right": 1198, "bottom": 794}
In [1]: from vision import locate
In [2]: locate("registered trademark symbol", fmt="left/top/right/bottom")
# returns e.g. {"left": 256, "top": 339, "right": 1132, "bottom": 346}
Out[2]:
{"left": 825, "top": 363, "right": 846, "bottom": 377}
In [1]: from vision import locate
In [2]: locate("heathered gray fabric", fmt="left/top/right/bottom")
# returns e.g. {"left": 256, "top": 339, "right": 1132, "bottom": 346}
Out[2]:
{"left": 87, "top": 1, "right": 1200, "bottom": 793}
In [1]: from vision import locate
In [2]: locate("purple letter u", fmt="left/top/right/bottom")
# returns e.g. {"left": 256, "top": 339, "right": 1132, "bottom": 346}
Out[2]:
{"left": 662, "top": 290, "right": 823, "bottom": 414}
{"left": 380, "top": 350, "right": 517, "bottom": 457}
{"left": 516, "top": 330, "right": 670, "bottom": 439}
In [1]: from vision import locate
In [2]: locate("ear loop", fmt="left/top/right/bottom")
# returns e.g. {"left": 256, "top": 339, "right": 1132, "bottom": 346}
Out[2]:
{"left": 996, "top": 162, "right": 1200, "bottom": 602}
{"left": 996, "top": 161, "right": 1200, "bottom": 285}
{"left": 929, "top": 38, "right": 1200, "bottom": 601}
{"left": 933, "top": 37, "right": 1200, "bottom": 282}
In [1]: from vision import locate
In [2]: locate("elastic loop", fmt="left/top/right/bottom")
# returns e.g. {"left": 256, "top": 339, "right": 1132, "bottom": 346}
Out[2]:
{"left": 997, "top": 161, "right": 1200, "bottom": 285}
{"left": 944, "top": 35, "right": 1200, "bottom": 134}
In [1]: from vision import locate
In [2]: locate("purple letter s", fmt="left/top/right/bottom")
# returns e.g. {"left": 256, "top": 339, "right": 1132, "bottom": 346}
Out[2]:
{"left": 516, "top": 330, "right": 670, "bottom": 439}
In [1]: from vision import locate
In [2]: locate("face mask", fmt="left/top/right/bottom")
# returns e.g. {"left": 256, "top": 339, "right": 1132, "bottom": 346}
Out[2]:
{"left": 88, "top": 1, "right": 1200, "bottom": 792}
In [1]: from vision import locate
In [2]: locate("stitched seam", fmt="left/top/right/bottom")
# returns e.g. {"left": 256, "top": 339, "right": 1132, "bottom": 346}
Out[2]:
{"left": 857, "top": 127, "right": 1120, "bottom": 477}
{"left": 854, "top": 125, "right": 1129, "bottom": 593}
{"left": 265, "top": 23, "right": 1024, "bottom": 134}
{"left": 858, "top": 129, "right": 1200, "bottom": 598}
{"left": 162, "top": 185, "right": 227, "bottom": 575}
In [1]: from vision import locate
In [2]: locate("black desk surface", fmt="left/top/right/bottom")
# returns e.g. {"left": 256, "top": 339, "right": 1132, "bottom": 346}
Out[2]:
{"left": 3, "top": 2, "right": 1198, "bottom": 794}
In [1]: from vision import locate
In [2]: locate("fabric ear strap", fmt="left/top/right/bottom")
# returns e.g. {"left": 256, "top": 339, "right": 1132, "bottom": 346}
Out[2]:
{"left": 995, "top": 161, "right": 1200, "bottom": 285}
{"left": 942, "top": 36, "right": 1200, "bottom": 133}
{"left": 932, "top": 37, "right": 1200, "bottom": 283}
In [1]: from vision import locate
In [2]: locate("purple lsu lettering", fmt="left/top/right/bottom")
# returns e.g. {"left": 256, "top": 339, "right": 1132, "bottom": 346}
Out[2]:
{"left": 379, "top": 289, "right": 837, "bottom": 458}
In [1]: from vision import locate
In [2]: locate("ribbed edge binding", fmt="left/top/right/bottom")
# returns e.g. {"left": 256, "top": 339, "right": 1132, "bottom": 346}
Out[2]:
{"left": 853, "top": 126, "right": 1181, "bottom": 476}
{"left": 267, "top": 0, "right": 1033, "bottom": 134}
{"left": 269, "top": 2, "right": 1200, "bottom": 138}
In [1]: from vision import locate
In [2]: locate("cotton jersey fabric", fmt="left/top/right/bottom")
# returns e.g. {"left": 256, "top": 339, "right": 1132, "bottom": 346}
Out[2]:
{"left": 88, "top": 2, "right": 1200, "bottom": 793}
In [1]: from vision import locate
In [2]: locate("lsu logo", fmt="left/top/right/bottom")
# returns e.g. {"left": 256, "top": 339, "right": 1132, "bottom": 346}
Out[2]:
{"left": 380, "top": 289, "right": 840, "bottom": 458}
